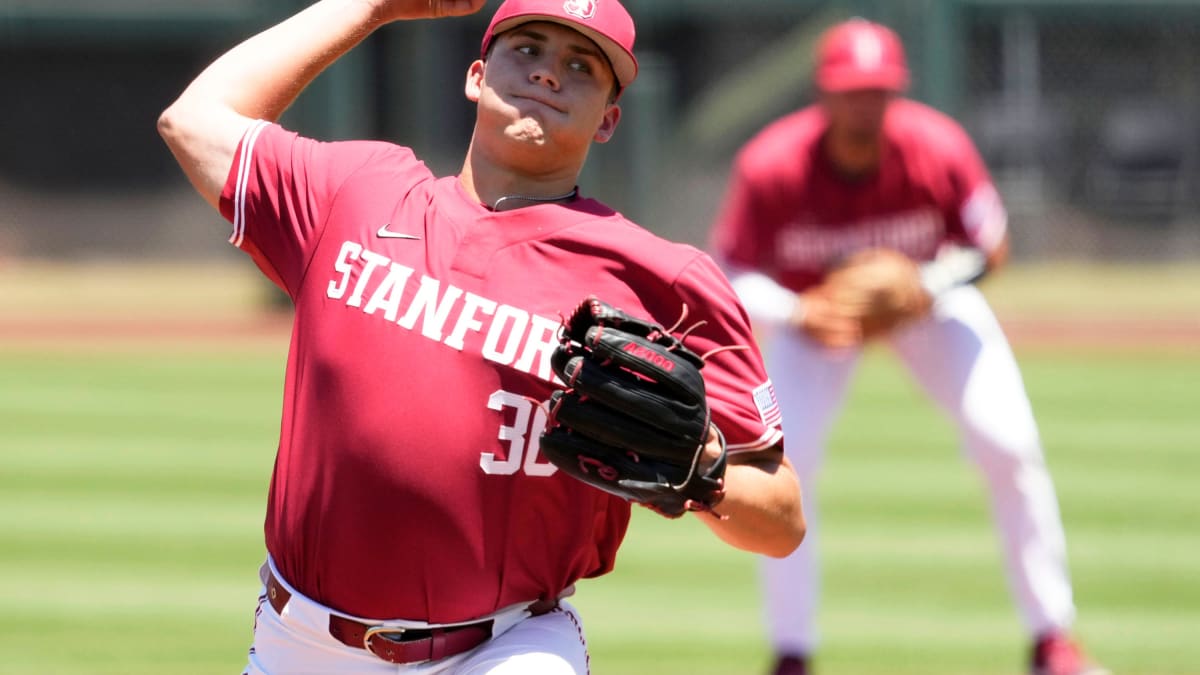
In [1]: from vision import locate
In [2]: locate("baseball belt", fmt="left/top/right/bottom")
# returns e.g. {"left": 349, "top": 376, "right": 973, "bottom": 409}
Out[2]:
{"left": 265, "top": 569, "right": 559, "bottom": 665}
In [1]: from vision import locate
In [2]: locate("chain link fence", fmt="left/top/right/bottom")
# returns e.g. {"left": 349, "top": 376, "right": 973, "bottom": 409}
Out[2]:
{"left": 959, "top": 7, "right": 1200, "bottom": 261}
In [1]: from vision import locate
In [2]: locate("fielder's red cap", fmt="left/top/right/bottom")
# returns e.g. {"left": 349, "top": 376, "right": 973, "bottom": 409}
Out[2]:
{"left": 481, "top": 0, "right": 639, "bottom": 91}
{"left": 815, "top": 19, "right": 910, "bottom": 93}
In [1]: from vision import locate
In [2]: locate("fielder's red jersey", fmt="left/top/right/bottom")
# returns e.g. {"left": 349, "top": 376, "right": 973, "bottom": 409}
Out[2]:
{"left": 711, "top": 98, "right": 1008, "bottom": 292}
{"left": 219, "top": 121, "right": 783, "bottom": 623}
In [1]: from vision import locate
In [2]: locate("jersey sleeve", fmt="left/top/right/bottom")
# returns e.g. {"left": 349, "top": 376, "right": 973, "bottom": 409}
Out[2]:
{"left": 671, "top": 252, "right": 784, "bottom": 455}
{"left": 941, "top": 123, "right": 1009, "bottom": 254}
{"left": 217, "top": 121, "right": 424, "bottom": 298}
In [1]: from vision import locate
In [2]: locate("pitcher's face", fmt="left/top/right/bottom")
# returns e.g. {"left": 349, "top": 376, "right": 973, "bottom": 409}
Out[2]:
{"left": 468, "top": 21, "right": 620, "bottom": 155}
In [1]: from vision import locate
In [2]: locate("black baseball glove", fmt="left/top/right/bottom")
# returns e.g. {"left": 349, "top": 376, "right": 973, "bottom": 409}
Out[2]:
{"left": 538, "top": 296, "right": 727, "bottom": 518}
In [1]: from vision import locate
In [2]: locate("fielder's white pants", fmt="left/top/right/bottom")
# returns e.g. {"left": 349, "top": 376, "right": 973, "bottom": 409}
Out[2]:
{"left": 244, "top": 560, "right": 590, "bottom": 674}
{"left": 762, "top": 285, "right": 1076, "bottom": 655}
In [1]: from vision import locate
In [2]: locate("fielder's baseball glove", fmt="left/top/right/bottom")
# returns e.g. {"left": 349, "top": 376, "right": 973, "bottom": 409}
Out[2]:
{"left": 821, "top": 248, "right": 932, "bottom": 338}
{"left": 538, "top": 297, "right": 727, "bottom": 518}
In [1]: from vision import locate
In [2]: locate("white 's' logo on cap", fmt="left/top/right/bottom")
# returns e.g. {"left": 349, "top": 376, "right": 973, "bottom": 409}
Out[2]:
{"left": 563, "top": 0, "right": 597, "bottom": 20}
{"left": 852, "top": 33, "right": 884, "bottom": 70}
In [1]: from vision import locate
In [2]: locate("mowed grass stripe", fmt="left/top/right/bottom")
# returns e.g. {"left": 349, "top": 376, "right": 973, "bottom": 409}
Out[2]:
{"left": 2, "top": 459, "right": 271, "bottom": 497}
{"left": 0, "top": 382, "right": 279, "bottom": 415}
{"left": 0, "top": 611, "right": 257, "bottom": 675}
{"left": 0, "top": 405, "right": 280, "bottom": 441}
{"left": 822, "top": 458, "right": 1198, "bottom": 530}
{"left": 0, "top": 357, "right": 284, "bottom": 435}
{"left": 0, "top": 437, "right": 275, "bottom": 479}
{"left": 1, "top": 493, "right": 263, "bottom": 540}
{"left": 0, "top": 559, "right": 261, "bottom": 613}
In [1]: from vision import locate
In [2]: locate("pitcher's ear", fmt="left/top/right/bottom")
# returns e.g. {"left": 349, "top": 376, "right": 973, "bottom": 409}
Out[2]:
{"left": 465, "top": 60, "right": 485, "bottom": 102}
{"left": 593, "top": 104, "right": 621, "bottom": 144}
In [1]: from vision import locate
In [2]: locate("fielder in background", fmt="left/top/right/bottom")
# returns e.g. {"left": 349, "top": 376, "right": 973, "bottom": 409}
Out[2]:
{"left": 709, "top": 18, "right": 1108, "bottom": 675}
{"left": 158, "top": 0, "right": 804, "bottom": 673}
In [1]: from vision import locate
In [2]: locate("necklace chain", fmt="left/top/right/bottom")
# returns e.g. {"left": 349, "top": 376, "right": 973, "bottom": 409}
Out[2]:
{"left": 491, "top": 187, "right": 578, "bottom": 211}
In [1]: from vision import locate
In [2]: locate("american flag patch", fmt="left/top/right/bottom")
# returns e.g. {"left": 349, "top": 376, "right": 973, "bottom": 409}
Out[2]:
{"left": 752, "top": 380, "right": 782, "bottom": 427}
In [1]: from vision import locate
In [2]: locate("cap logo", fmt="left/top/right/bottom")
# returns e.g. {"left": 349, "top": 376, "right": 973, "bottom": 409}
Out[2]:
{"left": 852, "top": 32, "right": 884, "bottom": 70}
{"left": 563, "top": 0, "right": 597, "bottom": 20}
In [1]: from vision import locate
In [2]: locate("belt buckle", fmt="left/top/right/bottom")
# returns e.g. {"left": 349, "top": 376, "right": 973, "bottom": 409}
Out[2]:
{"left": 363, "top": 624, "right": 411, "bottom": 650}
{"left": 363, "top": 625, "right": 427, "bottom": 665}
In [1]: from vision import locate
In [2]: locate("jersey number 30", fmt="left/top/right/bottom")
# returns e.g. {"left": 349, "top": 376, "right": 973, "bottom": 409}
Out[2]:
{"left": 481, "top": 390, "right": 557, "bottom": 477}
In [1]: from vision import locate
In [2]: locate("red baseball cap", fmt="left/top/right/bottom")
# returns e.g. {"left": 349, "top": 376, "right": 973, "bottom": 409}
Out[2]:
{"left": 480, "top": 0, "right": 638, "bottom": 91}
{"left": 814, "top": 19, "right": 910, "bottom": 93}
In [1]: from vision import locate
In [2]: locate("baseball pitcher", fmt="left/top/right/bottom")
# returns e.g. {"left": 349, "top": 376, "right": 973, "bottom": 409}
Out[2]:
{"left": 157, "top": 0, "right": 805, "bottom": 673}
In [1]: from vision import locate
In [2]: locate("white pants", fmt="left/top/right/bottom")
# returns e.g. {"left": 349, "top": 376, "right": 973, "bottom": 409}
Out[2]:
{"left": 762, "top": 285, "right": 1076, "bottom": 655}
{"left": 244, "top": 561, "right": 590, "bottom": 674}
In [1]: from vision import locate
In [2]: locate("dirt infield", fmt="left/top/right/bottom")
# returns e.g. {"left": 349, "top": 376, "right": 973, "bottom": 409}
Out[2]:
{"left": 0, "top": 316, "right": 293, "bottom": 351}
{"left": 0, "top": 261, "right": 1197, "bottom": 351}
{"left": 1000, "top": 316, "right": 1200, "bottom": 349}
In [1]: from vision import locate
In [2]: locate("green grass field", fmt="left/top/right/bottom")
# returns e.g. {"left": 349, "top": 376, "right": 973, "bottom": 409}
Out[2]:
{"left": 1, "top": 262, "right": 1198, "bottom": 674}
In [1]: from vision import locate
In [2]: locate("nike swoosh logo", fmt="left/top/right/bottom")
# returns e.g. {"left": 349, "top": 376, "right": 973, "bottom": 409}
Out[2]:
{"left": 376, "top": 224, "right": 421, "bottom": 240}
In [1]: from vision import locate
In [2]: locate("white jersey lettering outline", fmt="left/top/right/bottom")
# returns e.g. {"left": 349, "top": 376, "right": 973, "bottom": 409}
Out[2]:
{"left": 398, "top": 275, "right": 464, "bottom": 341}
{"left": 777, "top": 207, "right": 944, "bottom": 268}
{"left": 445, "top": 293, "right": 498, "bottom": 351}
{"left": 482, "top": 305, "right": 531, "bottom": 366}
{"left": 347, "top": 249, "right": 392, "bottom": 308}
{"left": 326, "top": 240, "right": 562, "bottom": 383}
{"left": 327, "top": 241, "right": 363, "bottom": 300}
{"left": 363, "top": 262, "right": 417, "bottom": 321}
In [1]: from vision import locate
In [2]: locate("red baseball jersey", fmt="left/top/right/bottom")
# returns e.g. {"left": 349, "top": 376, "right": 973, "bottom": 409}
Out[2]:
{"left": 219, "top": 121, "right": 783, "bottom": 623}
{"left": 711, "top": 98, "right": 1007, "bottom": 292}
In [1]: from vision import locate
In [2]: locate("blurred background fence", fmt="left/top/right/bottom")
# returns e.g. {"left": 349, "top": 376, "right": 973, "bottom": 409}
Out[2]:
{"left": 2, "top": 0, "right": 1200, "bottom": 264}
